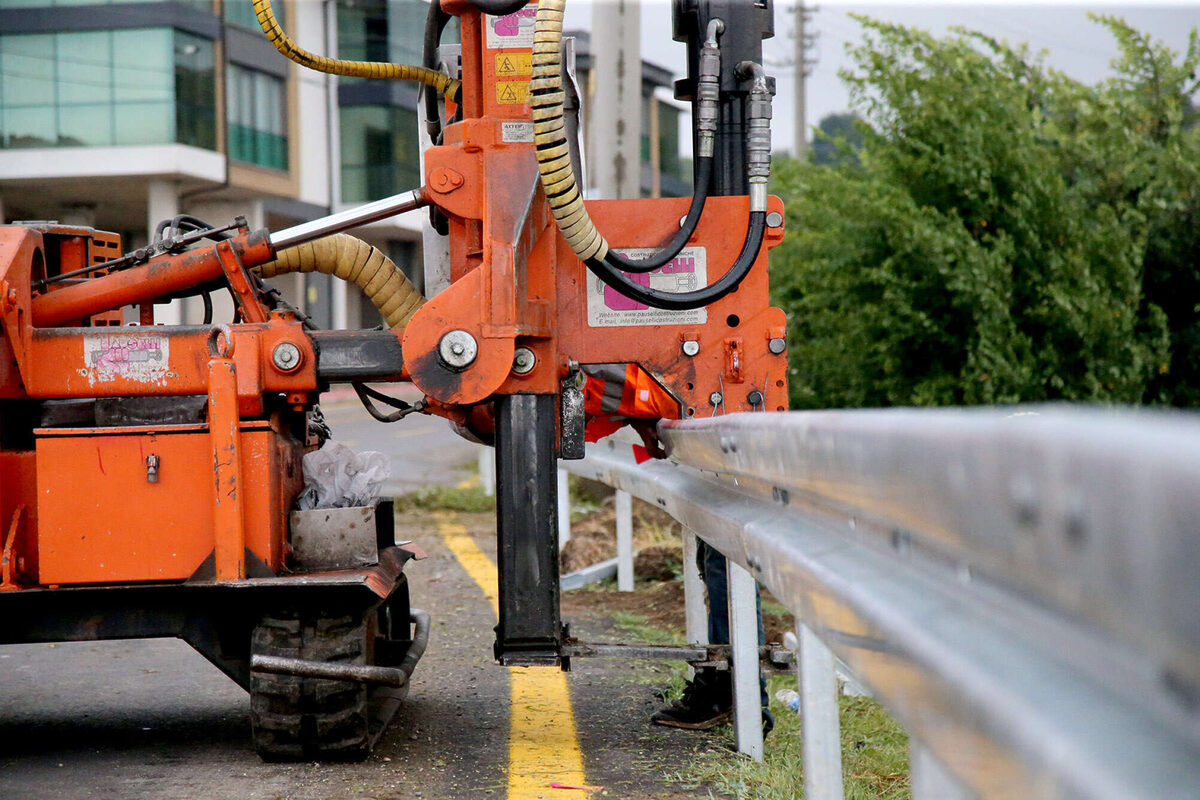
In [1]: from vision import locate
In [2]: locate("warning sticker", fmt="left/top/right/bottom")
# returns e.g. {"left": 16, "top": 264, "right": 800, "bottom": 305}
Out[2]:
{"left": 496, "top": 52, "right": 532, "bottom": 76}
{"left": 501, "top": 121, "right": 534, "bottom": 143}
{"left": 586, "top": 247, "right": 708, "bottom": 327}
{"left": 496, "top": 81, "right": 529, "bottom": 105}
{"left": 82, "top": 333, "right": 171, "bottom": 385}
{"left": 485, "top": 9, "right": 537, "bottom": 50}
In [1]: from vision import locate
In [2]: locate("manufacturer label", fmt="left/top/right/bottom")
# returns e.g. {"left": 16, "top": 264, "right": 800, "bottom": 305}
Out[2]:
{"left": 586, "top": 247, "right": 708, "bottom": 327}
{"left": 485, "top": 9, "right": 537, "bottom": 50}
{"left": 501, "top": 121, "right": 534, "bottom": 143}
{"left": 82, "top": 333, "right": 170, "bottom": 384}
{"left": 496, "top": 81, "right": 529, "bottom": 105}
{"left": 496, "top": 52, "right": 532, "bottom": 76}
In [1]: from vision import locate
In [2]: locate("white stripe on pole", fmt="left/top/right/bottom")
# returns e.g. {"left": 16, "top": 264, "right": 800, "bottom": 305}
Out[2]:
{"left": 557, "top": 468, "right": 571, "bottom": 548}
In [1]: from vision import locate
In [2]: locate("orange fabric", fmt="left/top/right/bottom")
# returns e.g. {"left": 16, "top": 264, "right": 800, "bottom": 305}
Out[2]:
{"left": 582, "top": 364, "right": 678, "bottom": 444}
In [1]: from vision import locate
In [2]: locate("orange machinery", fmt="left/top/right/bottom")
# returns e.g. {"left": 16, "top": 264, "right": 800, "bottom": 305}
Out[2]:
{"left": 0, "top": 0, "right": 783, "bottom": 758}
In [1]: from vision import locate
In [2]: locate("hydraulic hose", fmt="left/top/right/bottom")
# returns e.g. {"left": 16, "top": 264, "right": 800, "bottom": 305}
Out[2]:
{"left": 257, "top": 234, "right": 424, "bottom": 329}
{"left": 253, "top": 0, "right": 460, "bottom": 99}
{"left": 531, "top": 1, "right": 768, "bottom": 310}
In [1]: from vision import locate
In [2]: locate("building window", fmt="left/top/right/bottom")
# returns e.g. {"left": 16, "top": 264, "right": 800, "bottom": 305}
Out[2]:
{"left": 224, "top": 0, "right": 282, "bottom": 32}
{"left": 0, "top": 28, "right": 215, "bottom": 150}
{"left": 337, "top": 0, "right": 429, "bottom": 68}
{"left": 340, "top": 104, "right": 419, "bottom": 203}
{"left": 226, "top": 62, "right": 288, "bottom": 170}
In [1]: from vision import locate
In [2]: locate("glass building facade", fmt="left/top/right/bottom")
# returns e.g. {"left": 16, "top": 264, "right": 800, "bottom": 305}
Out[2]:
{"left": 226, "top": 62, "right": 287, "bottom": 170}
{"left": 0, "top": 28, "right": 215, "bottom": 150}
{"left": 337, "top": 0, "right": 429, "bottom": 203}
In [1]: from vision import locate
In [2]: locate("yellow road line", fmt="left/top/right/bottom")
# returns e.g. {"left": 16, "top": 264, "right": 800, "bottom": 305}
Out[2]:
{"left": 433, "top": 511, "right": 592, "bottom": 799}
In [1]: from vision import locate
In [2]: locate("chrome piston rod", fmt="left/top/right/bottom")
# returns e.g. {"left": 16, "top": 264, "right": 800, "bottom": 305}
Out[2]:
{"left": 269, "top": 189, "right": 428, "bottom": 251}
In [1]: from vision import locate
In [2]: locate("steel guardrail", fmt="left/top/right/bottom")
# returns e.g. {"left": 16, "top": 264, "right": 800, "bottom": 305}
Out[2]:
{"left": 567, "top": 406, "right": 1200, "bottom": 799}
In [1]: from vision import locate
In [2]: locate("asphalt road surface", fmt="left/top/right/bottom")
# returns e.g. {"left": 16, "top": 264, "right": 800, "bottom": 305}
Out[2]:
{"left": 0, "top": 402, "right": 713, "bottom": 799}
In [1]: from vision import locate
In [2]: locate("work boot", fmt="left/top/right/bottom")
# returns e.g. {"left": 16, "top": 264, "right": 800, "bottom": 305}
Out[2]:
{"left": 651, "top": 669, "right": 732, "bottom": 730}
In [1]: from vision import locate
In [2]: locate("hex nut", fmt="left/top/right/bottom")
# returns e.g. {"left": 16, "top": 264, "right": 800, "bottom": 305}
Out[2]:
{"left": 512, "top": 347, "right": 536, "bottom": 375}
{"left": 272, "top": 342, "right": 302, "bottom": 372}
{"left": 709, "top": 391, "right": 723, "bottom": 406}
{"left": 747, "top": 390, "right": 764, "bottom": 406}
{"left": 438, "top": 330, "right": 478, "bottom": 371}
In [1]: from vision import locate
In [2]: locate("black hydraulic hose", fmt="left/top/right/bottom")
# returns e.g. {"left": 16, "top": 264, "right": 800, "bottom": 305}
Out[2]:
{"left": 423, "top": 0, "right": 452, "bottom": 145}
{"left": 584, "top": 211, "right": 766, "bottom": 311}
{"left": 467, "top": 0, "right": 528, "bottom": 13}
{"left": 600, "top": 157, "right": 713, "bottom": 274}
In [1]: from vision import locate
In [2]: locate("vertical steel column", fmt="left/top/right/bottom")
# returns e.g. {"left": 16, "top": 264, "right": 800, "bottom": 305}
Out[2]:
{"left": 799, "top": 621, "right": 844, "bottom": 799}
{"left": 616, "top": 490, "right": 634, "bottom": 591}
{"left": 729, "top": 559, "right": 763, "bottom": 760}
{"left": 479, "top": 447, "right": 496, "bottom": 497}
{"left": 911, "top": 740, "right": 976, "bottom": 800}
{"left": 682, "top": 530, "right": 708, "bottom": 647}
{"left": 494, "top": 394, "right": 562, "bottom": 666}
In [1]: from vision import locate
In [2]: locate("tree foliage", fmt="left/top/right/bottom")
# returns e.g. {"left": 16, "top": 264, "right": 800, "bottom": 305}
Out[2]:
{"left": 772, "top": 16, "right": 1198, "bottom": 408}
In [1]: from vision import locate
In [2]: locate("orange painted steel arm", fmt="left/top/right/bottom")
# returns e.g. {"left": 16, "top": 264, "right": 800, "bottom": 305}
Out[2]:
{"left": 208, "top": 356, "right": 246, "bottom": 581}
{"left": 30, "top": 230, "right": 274, "bottom": 328}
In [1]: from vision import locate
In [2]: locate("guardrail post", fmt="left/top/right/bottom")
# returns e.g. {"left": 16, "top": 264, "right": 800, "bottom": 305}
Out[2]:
{"left": 910, "top": 739, "right": 974, "bottom": 800}
{"left": 682, "top": 530, "right": 708, "bottom": 648}
{"left": 615, "top": 489, "right": 633, "bottom": 591}
{"left": 479, "top": 447, "right": 495, "bottom": 496}
{"left": 558, "top": 468, "right": 571, "bottom": 547}
{"left": 729, "top": 560, "right": 763, "bottom": 760}
{"left": 799, "top": 621, "right": 844, "bottom": 799}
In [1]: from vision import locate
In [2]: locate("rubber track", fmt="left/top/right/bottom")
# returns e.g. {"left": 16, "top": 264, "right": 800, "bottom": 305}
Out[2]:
{"left": 250, "top": 612, "right": 370, "bottom": 761}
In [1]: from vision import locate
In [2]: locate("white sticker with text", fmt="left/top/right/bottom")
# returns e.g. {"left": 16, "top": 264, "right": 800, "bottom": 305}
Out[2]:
{"left": 586, "top": 247, "right": 708, "bottom": 327}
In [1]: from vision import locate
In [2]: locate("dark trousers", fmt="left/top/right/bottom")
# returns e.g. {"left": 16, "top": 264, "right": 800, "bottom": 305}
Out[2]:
{"left": 698, "top": 539, "right": 768, "bottom": 706}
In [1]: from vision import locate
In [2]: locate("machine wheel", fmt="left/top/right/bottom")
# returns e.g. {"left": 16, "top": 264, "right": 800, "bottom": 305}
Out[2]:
{"left": 250, "top": 609, "right": 371, "bottom": 762}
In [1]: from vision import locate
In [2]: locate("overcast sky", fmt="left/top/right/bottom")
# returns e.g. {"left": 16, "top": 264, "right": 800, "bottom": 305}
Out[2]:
{"left": 562, "top": 2, "right": 1200, "bottom": 157}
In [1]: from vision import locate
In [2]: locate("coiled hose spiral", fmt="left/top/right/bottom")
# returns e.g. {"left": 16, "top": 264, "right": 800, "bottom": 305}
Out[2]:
{"left": 258, "top": 234, "right": 424, "bottom": 329}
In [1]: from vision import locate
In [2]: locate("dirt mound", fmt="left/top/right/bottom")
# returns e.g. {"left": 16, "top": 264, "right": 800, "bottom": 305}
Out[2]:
{"left": 634, "top": 546, "right": 681, "bottom": 581}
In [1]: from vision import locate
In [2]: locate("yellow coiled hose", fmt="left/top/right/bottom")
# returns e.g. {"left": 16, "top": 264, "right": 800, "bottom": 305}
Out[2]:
{"left": 530, "top": 0, "right": 611, "bottom": 264}
{"left": 252, "top": 0, "right": 460, "bottom": 98}
{"left": 257, "top": 234, "right": 424, "bottom": 329}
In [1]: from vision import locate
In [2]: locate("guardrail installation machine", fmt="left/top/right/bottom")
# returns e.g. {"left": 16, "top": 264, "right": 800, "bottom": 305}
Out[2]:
{"left": 0, "top": 0, "right": 785, "bottom": 759}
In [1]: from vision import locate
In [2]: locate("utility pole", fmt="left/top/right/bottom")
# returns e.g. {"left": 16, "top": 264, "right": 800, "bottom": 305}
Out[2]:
{"left": 589, "top": 0, "right": 642, "bottom": 199}
{"left": 793, "top": 2, "right": 817, "bottom": 159}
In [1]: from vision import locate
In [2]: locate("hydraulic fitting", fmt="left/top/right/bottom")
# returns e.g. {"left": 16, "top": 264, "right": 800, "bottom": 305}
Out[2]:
{"left": 738, "top": 61, "right": 774, "bottom": 213}
{"left": 695, "top": 19, "right": 724, "bottom": 159}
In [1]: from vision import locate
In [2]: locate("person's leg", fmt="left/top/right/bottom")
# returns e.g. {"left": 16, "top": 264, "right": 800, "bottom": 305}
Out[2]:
{"left": 701, "top": 541, "right": 773, "bottom": 731}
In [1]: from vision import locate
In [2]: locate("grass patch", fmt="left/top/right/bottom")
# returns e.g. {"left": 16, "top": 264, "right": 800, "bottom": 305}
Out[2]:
{"left": 611, "top": 610, "right": 686, "bottom": 646}
{"left": 393, "top": 484, "right": 495, "bottom": 513}
{"left": 675, "top": 674, "right": 909, "bottom": 799}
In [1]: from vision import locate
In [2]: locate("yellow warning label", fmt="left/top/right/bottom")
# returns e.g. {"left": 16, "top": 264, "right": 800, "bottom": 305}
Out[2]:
{"left": 495, "top": 53, "right": 532, "bottom": 76}
{"left": 496, "top": 81, "right": 529, "bottom": 105}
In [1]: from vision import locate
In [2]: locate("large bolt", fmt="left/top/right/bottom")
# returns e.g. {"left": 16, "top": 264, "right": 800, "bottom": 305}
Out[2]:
{"left": 512, "top": 347, "right": 536, "bottom": 375}
{"left": 271, "top": 342, "right": 302, "bottom": 372}
{"left": 682, "top": 340, "right": 700, "bottom": 357}
{"left": 768, "top": 337, "right": 787, "bottom": 355}
{"left": 709, "top": 391, "right": 723, "bottom": 406}
{"left": 438, "top": 330, "right": 478, "bottom": 371}
{"left": 747, "top": 390, "right": 764, "bottom": 406}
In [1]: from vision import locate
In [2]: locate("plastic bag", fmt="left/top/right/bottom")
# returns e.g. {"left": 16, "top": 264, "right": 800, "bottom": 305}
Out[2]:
{"left": 295, "top": 441, "right": 390, "bottom": 510}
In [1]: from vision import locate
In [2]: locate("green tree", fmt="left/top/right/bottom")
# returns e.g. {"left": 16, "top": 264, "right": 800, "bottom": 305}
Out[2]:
{"left": 771, "top": 16, "right": 1197, "bottom": 409}
{"left": 810, "top": 112, "right": 864, "bottom": 167}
